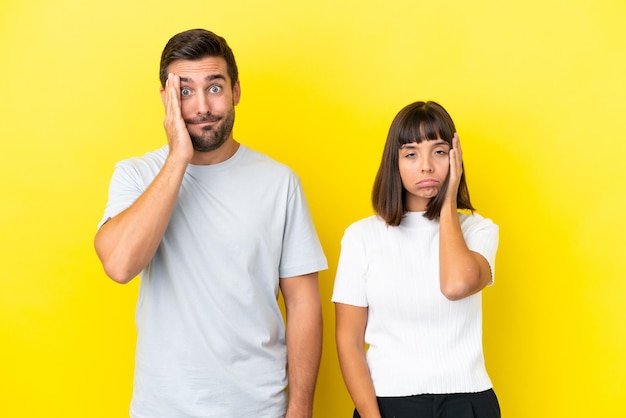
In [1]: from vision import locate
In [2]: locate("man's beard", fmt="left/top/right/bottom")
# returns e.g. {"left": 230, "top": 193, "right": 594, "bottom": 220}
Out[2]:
{"left": 187, "top": 108, "right": 235, "bottom": 152}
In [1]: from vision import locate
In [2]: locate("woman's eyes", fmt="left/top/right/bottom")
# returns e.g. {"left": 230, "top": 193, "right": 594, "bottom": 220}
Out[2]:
{"left": 403, "top": 149, "right": 448, "bottom": 158}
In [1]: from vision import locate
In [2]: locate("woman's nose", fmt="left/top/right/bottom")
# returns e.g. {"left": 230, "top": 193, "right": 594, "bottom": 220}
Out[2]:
{"left": 420, "top": 157, "right": 434, "bottom": 172}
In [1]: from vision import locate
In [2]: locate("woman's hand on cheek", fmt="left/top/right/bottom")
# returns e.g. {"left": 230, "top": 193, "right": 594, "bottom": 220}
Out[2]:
{"left": 446, "top": 133, "right": 463, "bottom": 202}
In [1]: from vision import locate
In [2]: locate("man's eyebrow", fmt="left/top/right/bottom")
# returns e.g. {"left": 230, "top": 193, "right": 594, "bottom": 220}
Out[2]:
{"left": 207, "top": 74, "right": 226, "bottom": 82}
{"left": 179, "top": 74, "right": 226, "bottom": 84}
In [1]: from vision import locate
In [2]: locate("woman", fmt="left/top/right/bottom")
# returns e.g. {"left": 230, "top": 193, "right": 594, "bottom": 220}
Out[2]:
{"left": 332, "top": 101, "right": 500, "bottom": 418}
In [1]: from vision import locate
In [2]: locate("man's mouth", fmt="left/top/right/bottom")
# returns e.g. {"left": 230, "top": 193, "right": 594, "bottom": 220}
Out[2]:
{"left": 186, "top": 115, "right": 221, "bottom": 124}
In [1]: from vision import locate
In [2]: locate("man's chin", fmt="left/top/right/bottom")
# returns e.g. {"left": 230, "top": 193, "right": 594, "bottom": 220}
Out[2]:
{"left": 191, "top": 136, "right": 227, "bottom": 152}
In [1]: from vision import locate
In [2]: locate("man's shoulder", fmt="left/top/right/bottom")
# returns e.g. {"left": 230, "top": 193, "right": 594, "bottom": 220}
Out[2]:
{"left": 239, "top": 145, "right": 296, "bottom": 177}
{"left": 114, "top": 145, "right": 168, "bottom": 172}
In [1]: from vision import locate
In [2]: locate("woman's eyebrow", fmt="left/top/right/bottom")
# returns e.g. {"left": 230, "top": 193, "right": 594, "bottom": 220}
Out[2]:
{"left": 400, "top": 139, "right": 449, "bottom": 148}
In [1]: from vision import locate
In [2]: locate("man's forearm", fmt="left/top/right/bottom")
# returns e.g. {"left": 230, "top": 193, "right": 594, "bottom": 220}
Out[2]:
{"left": 94, "top": 155, "right": 188, "bottom": 283}
{"left": 285, "top": 296, "right": 322, "bottom": 417}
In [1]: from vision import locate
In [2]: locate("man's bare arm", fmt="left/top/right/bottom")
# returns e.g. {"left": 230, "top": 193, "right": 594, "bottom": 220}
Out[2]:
{"left": 280, "top": 273, "right": 323, "bottom": 418}
{"left": 94, "top": 74, "right": 193, "bottom": 283}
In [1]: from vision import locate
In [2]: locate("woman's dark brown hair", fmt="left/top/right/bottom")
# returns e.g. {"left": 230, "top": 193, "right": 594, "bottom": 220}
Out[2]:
{"left": 372, "top": 101, "right": 474, "bottom": 226}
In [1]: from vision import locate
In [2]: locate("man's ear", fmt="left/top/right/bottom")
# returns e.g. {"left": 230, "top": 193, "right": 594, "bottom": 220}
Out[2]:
{"left": 160, "top": 86, "right": 166, "bottom": 107}
{"left": 233, "top": 80, "right": 241, "bottom": 106}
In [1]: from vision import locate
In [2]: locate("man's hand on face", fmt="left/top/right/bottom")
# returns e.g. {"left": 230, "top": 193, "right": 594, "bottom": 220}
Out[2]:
{"left": 163, "top": 73, "right": 194, "bottom": 164}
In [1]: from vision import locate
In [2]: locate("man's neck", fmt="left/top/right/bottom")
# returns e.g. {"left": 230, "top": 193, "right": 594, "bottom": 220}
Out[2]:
{"left": 190, "top": 137, "right": 240, "bottom": 165}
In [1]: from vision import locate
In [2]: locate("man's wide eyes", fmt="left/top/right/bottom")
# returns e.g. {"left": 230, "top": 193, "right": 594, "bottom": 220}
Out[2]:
{"left": 180, "top": 86, "right": 221, "bottom": 96}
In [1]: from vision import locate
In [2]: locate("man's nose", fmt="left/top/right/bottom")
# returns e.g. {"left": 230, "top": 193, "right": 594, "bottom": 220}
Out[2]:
{"left": 196, "top": 93, "right": 210, "bottom": 114}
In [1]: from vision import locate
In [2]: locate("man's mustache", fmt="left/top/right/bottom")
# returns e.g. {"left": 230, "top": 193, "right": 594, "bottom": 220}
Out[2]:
{"left": 185, "top": 114, "right": 221, "bottom": 124}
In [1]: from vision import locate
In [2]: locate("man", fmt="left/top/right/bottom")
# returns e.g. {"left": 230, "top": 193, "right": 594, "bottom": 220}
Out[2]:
{"left": 94, "top": 28, "right": 327, "bottom": 418}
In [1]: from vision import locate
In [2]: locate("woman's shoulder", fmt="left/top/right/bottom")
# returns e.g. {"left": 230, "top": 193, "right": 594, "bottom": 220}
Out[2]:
{"left": 344, "top": 214, "right": 387, "bottom": 235}
{"left": 459, "top": 211, "right": 499, "bottom": 231}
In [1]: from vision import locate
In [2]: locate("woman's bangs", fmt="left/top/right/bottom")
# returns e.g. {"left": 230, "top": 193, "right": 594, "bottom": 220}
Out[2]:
{"left": 397, "top": 116, "right": 442, "bottom": 146}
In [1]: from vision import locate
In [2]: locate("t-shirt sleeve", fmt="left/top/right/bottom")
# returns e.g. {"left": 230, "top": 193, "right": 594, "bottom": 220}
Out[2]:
{"left": 463, "top": 215, "right": 499, "bottom": 285}
{"left": 97, "top": 161, "right": 147, "bottom": 230}
{"left": 331, "top": 225, "right": 368, "bottom": 307}
{"left": 278, "top": 175, "right": 327, "bottom": 278}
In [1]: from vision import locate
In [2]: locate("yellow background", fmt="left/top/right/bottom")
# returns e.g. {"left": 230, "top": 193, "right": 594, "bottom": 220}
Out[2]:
{"left": 1, "top": 0, "right": 625, "bottom": 416}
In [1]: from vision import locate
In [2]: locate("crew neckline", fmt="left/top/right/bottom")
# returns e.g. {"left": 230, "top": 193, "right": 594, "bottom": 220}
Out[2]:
{"left": 186, "top": 144, "right": 247, "bottom": 174}
{"left": 400, "top": 211, "right": 437, "bottom": 228}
